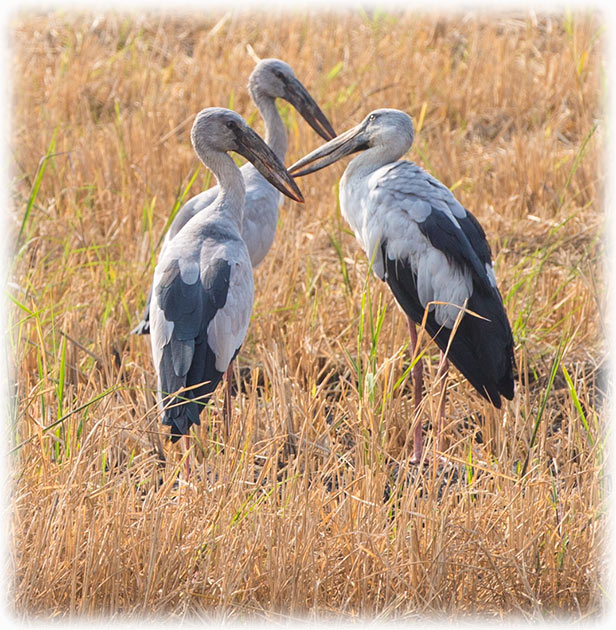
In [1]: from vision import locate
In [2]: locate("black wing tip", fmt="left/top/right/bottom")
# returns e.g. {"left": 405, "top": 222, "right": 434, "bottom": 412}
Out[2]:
{"left": 131, "top": 320, "right": 151, "bottom": 335}
{"left": 493, "top": 348, "right": 516, "bottom": 404}
{"left": 499, "top": 381, "right": 515, "bottom": 402}
{"left": 162, "top": 396, "right": 203, "bottom": 442}
{"left": 488, "top": 391, "right": 502, "bottom": 409}
{"left": 164, "top": 411, "right": 201, "bottom": 443}
{"left": 169, "top": 427, "right": 183, "bottom": 443}
{"left": 480, "top": 370, "right": 515, "bottom": 408}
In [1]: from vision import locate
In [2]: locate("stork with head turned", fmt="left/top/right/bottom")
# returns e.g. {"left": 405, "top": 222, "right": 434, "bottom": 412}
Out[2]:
{"left": 289, "top": 108, "right": 515, "bottom": 464}
{"left": 150, "top": 107, "right": 303, "bottom": 443}
{"left": 133, "top": 59, "right": 335, "bottom": 335}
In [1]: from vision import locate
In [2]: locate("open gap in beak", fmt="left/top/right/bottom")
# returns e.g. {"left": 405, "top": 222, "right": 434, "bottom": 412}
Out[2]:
{"left": 288, "top": 124, "right": 367, "bottom": 177}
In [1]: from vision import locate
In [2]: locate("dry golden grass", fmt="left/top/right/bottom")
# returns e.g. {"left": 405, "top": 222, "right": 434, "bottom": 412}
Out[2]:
{"left": 8, "top": 8, "right": 606, "bottom": 622}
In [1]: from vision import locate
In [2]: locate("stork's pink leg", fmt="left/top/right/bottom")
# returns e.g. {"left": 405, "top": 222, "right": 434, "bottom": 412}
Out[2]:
{"left": 223, "top": 361, "right": 234, "bottom": 440}
{"left": 435, "top": 352, "right": 450, "bottom": 456}
{"left": 408, "top": 317, "right": 425, "bottom": 464}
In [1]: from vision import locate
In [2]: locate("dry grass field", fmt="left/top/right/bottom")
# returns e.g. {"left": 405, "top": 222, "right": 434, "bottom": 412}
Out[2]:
{"left": 7, "top": 8, "right": 607, "bottom": 623}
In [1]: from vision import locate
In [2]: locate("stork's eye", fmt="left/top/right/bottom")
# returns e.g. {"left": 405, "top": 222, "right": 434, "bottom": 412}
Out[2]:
{"left": 274, "top": 70, "right": 285, "bottom": 79}
{"left": 226, "top": 120, "right": 237, "bottom": 130}
{"left": 368, "top": 113, "right": 376, "bottom": 122}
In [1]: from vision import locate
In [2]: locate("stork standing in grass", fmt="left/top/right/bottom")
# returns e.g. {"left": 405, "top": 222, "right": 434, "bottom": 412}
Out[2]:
{"left": 134, "top": 59, "right": 335, "bottom": 336}
{"left": 150, "top": 107, "right": 303, "bottom": 442}
{"left": 289, "top": 108, "right": 515, "bottom": 464}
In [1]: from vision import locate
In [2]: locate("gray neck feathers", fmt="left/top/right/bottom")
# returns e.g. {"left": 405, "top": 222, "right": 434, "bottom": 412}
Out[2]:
{"left": 251, "top": 91, "right": 288, "bottom": 160}
{"left": 194, "top": 149, "right": 246, "bottom": 232}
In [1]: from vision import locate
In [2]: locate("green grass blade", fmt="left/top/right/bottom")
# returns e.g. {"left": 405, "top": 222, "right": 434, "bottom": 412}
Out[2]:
{"left": 56, "top": 334, "right": 67, "bottom": 420}
{"left": 10, "top": 386, "right": 119, "bottom": 453}
{"left": 467, "top": 444, "right": 474, "bottom": 485}
{"left": 561, "top": 364, "right": 593, "bottom": 446}
{"left": 558, "top": 123, "right": 597, "bottom": 209}
{"left": 7, "top": 292, "right": 35, "bottom": 316}
{"left": 327, "top": 61, "right": 344, "bottom": 80}
{"left": 521, "top": 336, "right": 568, "bottom": 477}
{"left": 18, "top": 127, "right": 58, "bottom": 244}
{"left": 328, "top": 231, "right": 352, "bottom": 294}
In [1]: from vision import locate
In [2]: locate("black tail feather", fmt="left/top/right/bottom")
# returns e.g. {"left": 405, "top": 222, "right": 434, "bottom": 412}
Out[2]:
{"left": 158, "top": 340, "right": 225, "bottom": 441}
{"left": 382, "top": 243, "right": 515, "bottom": 406}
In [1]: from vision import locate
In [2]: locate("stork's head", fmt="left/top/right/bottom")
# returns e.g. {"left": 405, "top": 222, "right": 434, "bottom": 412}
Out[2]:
{"left": 288, "top": 109, "right": 415, "bottom": 177}
{"left": 358, "top": 109, "right": 415, "bottom": 151}
{"left": 248, "top": 59, "right": 295, "bottom": 100}
{"left": 248, "top": 58, "right": 336, "bottom": 141}
{"left": 190, "top": 107, "right": 303, "bottom": 203}
{"left": 190, "top": 107, "right": 247, "bottom": 156}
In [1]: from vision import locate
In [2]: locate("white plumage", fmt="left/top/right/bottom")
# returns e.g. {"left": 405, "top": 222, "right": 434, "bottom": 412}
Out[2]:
{"left": 206, "top": 256, "right": 254, "bottom": 373}
{"left": 290, "top": 108, "right": 515, "bottom": 463}
{"left": 133, "top": 59, "right": 334, "bottom": 337}
{"left": 149, "top": 107, "right": 303, "bottom": 442}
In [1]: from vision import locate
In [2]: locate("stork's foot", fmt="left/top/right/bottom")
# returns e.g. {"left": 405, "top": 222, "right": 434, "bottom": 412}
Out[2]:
{"left": 410, "top": 454, "right": 430, "bottom": 467}
{"left": 410, "top": 449, "right": 448, "bottom": 468}
{"left": 173, "top": 477, "right": 198, "bottom": 491}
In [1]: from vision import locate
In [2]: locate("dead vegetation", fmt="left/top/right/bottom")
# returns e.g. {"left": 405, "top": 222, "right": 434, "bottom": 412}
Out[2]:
{"left": 8, "top": 9, "right": 606, "bottom": 621}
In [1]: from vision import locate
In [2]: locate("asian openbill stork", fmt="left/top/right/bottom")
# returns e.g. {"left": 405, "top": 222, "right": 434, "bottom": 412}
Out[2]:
{"left": 133, "top": 59, "right": 335, "bottom": 335}
{"left": 150, "top": 107, "right": 303, "bottom": 443}
{"left": 289, "top": 108, "right": 515, "bottom": 464}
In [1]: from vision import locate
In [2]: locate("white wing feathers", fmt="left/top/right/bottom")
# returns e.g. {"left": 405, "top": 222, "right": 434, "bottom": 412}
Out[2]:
{"left": 342, "top": 160, "right": 476, "bottom": 328}
{"left": 207, "top": 256, "right": 254, "bottom": 372}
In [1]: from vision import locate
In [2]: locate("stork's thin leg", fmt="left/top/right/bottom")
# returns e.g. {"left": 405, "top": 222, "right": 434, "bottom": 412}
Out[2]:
{"left": 408, "top": 317, "right": 425, "bottom": 465}
{"left": 435, "top": 351, "right": 450, "bottom": 456}
{"left": 223, "top": 362, "right": 234, "bottom": 440}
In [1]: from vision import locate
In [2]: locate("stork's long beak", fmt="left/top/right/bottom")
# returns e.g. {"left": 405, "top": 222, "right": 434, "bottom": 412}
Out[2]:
{"left": 237, "top": 126, "right": 304, "bottom": 203}
{"left": 285, "top": 77, "right": 336, "bottom": 141}
{"left": 288, "top": 121, "right": 368, "bottom": 177}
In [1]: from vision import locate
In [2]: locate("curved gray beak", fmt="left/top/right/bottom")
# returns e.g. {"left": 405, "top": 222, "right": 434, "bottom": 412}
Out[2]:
{"left": 288, "top": 121, "right": 368, "bottom": 177}
{"left": 285, "top": 77, "right": 336, "bottom": 141}
{"left": 237, "top": 126, "right": 304, "bottom": 203}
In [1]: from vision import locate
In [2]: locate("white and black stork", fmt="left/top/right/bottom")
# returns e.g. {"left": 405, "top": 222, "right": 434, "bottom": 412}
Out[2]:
{"left": 150, "top": 107, "right": 303, "bottom": 442}
{"left": 289, "top": 108, "right": 515, "bottom": 463}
